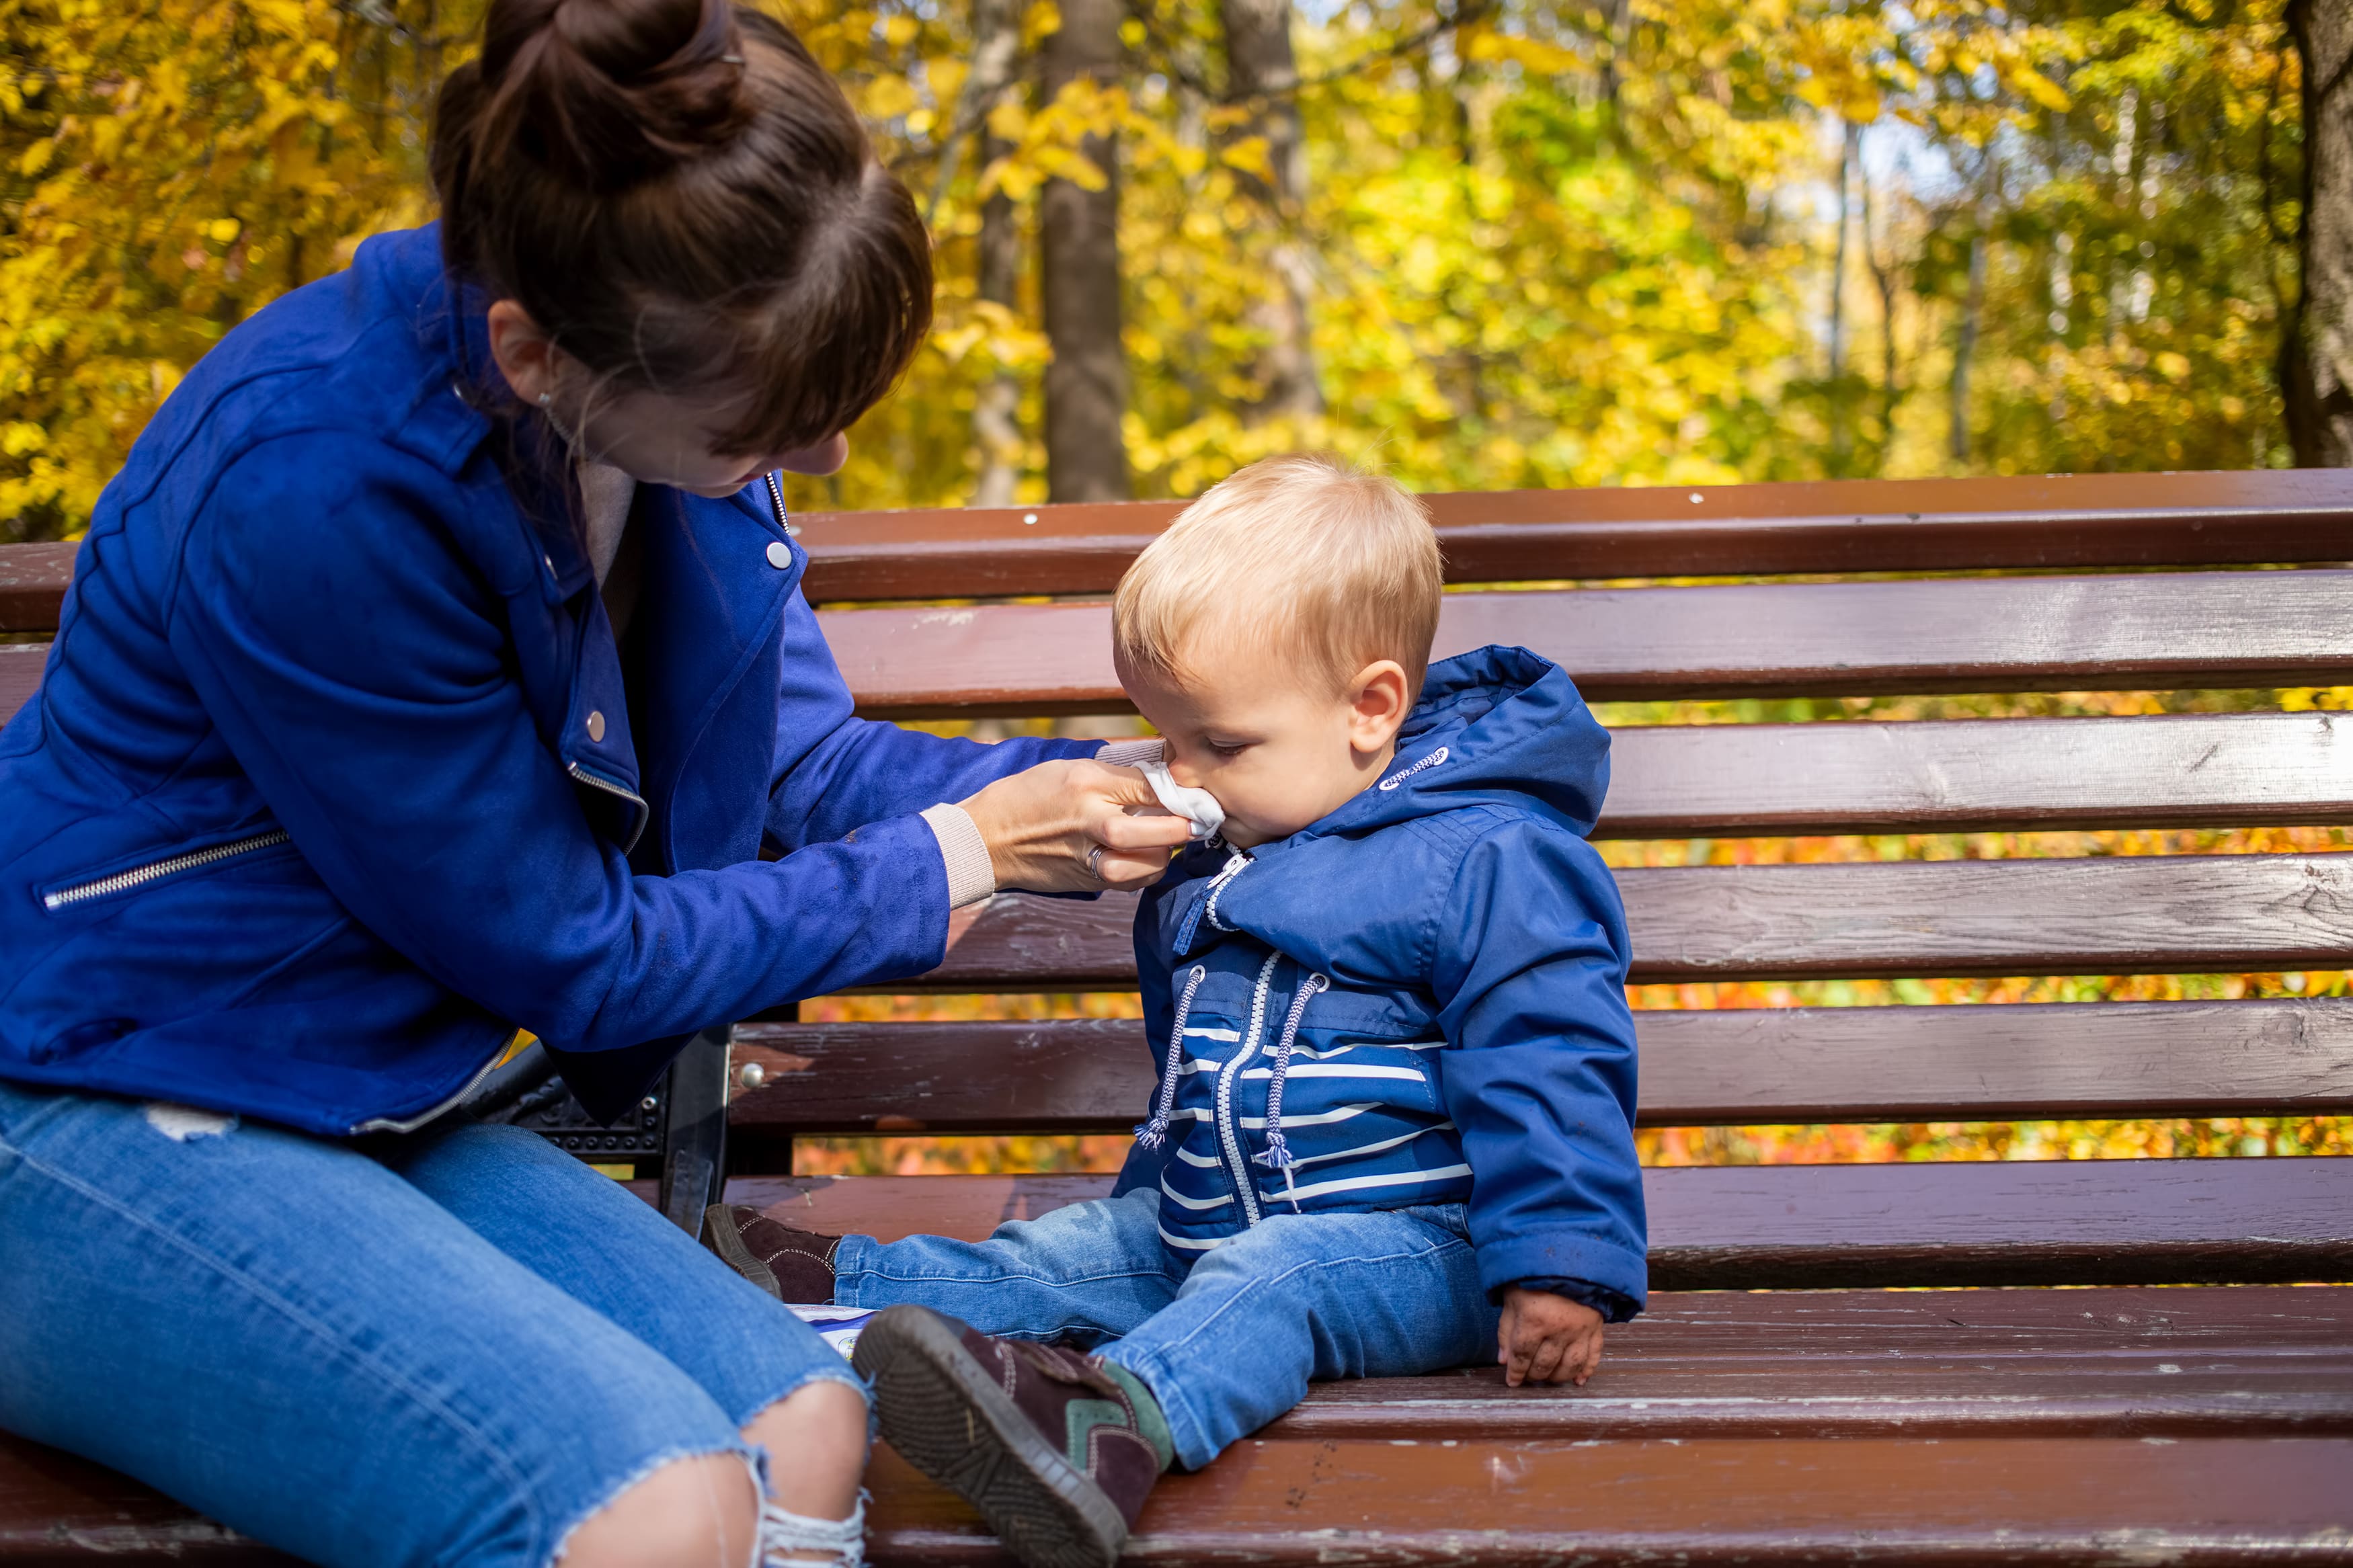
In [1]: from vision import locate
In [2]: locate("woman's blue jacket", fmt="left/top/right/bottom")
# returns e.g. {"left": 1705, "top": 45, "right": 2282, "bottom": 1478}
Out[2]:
{"left": 0, "top": 224, "right": 1088, "bottom": 1135}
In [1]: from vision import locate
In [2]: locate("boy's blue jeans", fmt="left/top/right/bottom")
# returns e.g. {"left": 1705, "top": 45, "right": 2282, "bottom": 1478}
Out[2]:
{"left": 832, "top": 1186, "right": 1499, "bottom": 1469}
{"left": 0, "top": 1079, "right": 862, "bottom": 1568}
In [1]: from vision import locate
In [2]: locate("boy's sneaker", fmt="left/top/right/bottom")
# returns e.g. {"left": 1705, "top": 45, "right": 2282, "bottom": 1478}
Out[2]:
{"left": 852, "top": 1304, "right": 1172, "bottom": 1568}
{"left": 704, "top": 1203, "right": 840, "bottom": 1303}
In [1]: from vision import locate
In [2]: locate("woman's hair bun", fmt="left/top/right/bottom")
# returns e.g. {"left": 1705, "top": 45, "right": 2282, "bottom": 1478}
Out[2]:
{"left": 433, "top": 3, "right": 934, "bottom": 460}
{"left": 475, "top": 0, "right": 753, "bottom": 190}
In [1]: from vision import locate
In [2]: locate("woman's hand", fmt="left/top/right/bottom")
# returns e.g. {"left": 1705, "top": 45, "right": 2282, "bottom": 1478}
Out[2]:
{"left": 958, "top": 759, "right": 1194, "bottom": 894}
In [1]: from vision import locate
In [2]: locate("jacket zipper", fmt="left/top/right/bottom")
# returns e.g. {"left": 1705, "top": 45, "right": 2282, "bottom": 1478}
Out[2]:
{"left": 567, "top": 761, "right": 649, "bottom": 855}
{"left": 1174, "top": 850, "right": 1251, "bottom": 954}
{"left": 43, "top": 830, "right": 292, "bottom": 911}
{"left": 1212, "top": 952, "right": 1281, "bottom": 1229}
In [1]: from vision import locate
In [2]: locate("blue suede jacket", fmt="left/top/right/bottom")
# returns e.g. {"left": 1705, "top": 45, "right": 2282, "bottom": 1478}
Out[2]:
{"left": 1112, "top": 647, "right": 1648, "bottom": 1313}
{"left": 0, "top": 224, "right": 1088, "bottom": 1134}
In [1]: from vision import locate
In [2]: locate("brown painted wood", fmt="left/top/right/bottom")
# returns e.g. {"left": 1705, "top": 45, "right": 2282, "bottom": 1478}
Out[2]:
{"left": 12, "top": 1285, "right": 2352, "bottom": 1560}
{"left": 0, "top": 542, "right": 71, "bottom": 635}
{"left": 5, "top": 471, "right": 2348, "bottom": 629}
{"left": 819, "top": 569, "right": 2353, "bottom": 717}
{"left": 0, "top": 646, "right": 40, "bottom": 730}
{"left": 908, "top": 852, "right": 2353, "bottom": 991}
{"left": 15, "top": 646, "right": 2352, "bottom": 838}
{"left": 1264, "top": 1285, "right": 2353, "bottom": 1442}
{"left": 725, "top": 997, "right": 2353, "bottom": 1142}
{"left": 719, "top": 1155, "right": 2353, "bottom": 1289}
{"left": 0, "top": 1435, "right": 292, "bottom": 1562}
{"left": 789, "top": 469, "right": 2353, "bottom": 602}
{"left": 1606, "top": 711, "right": 2353, "bottom": 836}
{"left": 861, "top": 1433, "right": 2353, "bottom": 1564}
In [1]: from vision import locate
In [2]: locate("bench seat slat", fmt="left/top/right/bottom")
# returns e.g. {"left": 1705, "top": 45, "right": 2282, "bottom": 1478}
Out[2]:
{"left": 718, "top": 1157, "right": 2353, "bottom": 1290}
{"left": 1267, "top": 1284, "right": 2353, "bottom": 1442}
{"left": 818, "top": 571, "right": 2353, "bottom": 716}
{"left": 725, "top": 997, "right": 2353, "bottom": 1139}
{"left": 862, "top": 1433, "right": 2353, "bottom": 1563}
{"left": 11, "top": 1284, "right": 2349, "bottom": 1559}
{"left": 909, "top": 854, "right": 2353, "bottom": 990}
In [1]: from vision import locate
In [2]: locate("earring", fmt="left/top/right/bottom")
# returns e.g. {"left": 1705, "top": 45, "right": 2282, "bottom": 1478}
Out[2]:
{"left": 537, "top": 391, "right": 552, "bottom": 408}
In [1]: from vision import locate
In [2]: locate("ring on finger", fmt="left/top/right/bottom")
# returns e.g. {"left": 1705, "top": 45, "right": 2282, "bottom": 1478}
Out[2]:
{"left": 1087, "top": 844, "right": 1106, "bottom": 882}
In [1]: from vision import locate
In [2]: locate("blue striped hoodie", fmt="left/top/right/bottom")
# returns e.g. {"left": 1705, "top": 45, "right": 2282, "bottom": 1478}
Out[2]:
{"left": 1110, "top": 645, "right": 1648, "bottom": 1312}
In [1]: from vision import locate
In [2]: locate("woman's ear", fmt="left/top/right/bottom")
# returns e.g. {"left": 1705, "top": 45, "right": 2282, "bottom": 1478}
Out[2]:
{"left": 1347, "top": 660, "right": 1412, "bottom": 756}
{"left": 485, "top": 299, "right": 561, "bottom": 407}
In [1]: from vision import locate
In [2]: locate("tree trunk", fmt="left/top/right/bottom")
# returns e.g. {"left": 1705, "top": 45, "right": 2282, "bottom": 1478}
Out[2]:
{"left": 1222, "top": 0, "right": 1322, "bottom": 420}
{"left": 1858, "top": 147, "right": 1901, "bottom": 469}
{"left": 969, "top": 0, "right": 1024, "bottom": 507}
{"left": 1040, "top": 0, "right": 1131, "bottom": 501}
{"left": 2285, "top": 0, "right": 2353, "bottom": 466}
{"left": 1950, "top": 225, "right": 1987, "bottom": 465}
{"left": 1827, "top": 120, "right": 1856, "bottom": 464}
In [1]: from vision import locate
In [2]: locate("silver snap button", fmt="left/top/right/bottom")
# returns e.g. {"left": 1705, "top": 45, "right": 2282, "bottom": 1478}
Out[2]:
{"left": 586, "top": 710, "right": 606, "bottom": 743}
{"left": 765, "top": 540, "right": 792, "bottom": 569}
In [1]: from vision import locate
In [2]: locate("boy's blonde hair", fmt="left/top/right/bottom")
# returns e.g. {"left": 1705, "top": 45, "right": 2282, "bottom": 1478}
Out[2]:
{"left": 1112, "top": 453, "right": 1443, "bottom": 697}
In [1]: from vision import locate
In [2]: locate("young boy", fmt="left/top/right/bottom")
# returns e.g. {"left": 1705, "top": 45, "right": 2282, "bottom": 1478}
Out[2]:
{"left": 707, "top": 454, "right": 1646, "bottom": 1568}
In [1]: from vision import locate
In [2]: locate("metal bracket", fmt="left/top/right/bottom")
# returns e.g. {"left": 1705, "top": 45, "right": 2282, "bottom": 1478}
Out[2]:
{"left": 657, "top": 1025, "right": 733, "bottom": 1240}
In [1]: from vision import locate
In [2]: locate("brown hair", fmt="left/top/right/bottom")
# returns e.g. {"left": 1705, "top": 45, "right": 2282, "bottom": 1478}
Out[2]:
{"left": 431, "top": 0, "right": 931, "bottom": 456}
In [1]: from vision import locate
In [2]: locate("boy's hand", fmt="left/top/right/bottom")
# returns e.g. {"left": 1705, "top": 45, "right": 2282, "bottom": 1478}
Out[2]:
{"left": 1497, "top": 1288, "right": 1605, "bottom": 1387}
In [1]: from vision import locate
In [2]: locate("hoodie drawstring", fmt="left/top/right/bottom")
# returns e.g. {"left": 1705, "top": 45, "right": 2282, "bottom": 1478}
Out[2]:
{"left": 1252, "top": 971, "right": 1330, "bottom": 1208}
{"left": 1134, "top": 964, "right": 1207, "bottom": 1149}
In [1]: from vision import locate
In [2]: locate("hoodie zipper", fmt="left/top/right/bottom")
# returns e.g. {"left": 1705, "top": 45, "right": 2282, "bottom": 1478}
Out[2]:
{"left": 1174, "top": 850, "right": 1251, "bottom": 954}
{"left": 43, "top": 830, "right": 292, "bottom": 911}
{"left": 1211, "top": 951, "right": 1282, "bottom": 1229}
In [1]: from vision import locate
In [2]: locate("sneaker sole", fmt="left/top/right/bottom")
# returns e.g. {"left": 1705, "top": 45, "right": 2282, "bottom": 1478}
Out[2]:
{"left": 702, "top": 1204, "right": 783, "bottom": 1298}
{"left": 852, "top": 1305, "right": 1129, "bottom": 1568}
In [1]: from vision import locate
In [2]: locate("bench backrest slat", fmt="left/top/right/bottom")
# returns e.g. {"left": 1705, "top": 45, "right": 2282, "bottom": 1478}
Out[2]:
{"left": 821, "top": 571, "right": 2353, "bottom": 717}
{"left": 3, "top": 472, "right": 2347, "bottom": 634}
{"left": 729, "top": 997, "right": 2353, "bottom": 1139}
{"left": 905, "top": 854, "right": 2353, "bottom": 991}
{"left": 785, "top": 470, "right": 2353, "bottom": 602}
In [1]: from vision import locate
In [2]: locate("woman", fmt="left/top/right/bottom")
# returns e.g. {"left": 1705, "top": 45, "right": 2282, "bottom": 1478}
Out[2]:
{"left": 0, "top": 1, "right": 1186, "bottom": 1563}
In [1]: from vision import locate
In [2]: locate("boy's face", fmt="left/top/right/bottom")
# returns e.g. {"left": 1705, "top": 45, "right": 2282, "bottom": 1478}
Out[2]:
{"left": 1119, "top": 638, "right": 1413, "bottom": 850}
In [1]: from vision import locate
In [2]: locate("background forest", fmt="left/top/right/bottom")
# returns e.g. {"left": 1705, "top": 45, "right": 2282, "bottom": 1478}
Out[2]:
{"left": 1, "top": 0, "right": 2342, "bottom": 1177}
{"left": 0, "top": 0, "right": 2309, "bottom": 531}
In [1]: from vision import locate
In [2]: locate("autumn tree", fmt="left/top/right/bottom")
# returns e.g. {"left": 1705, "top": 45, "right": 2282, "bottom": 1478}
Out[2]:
{"left": 2286, "top": 0, "right": 2350, "bottom": 464}
{"left": 1037, "top": 0, "right": 1130, "bottom": 501}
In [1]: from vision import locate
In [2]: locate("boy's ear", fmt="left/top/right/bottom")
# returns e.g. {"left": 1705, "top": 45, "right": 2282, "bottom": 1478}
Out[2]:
{"left": 1347, "top": 660, "right": 1412, "bottom": 754}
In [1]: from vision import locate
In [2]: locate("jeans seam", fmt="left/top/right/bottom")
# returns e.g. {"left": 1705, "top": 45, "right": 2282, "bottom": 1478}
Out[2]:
{"left": 0, "top": 1129, "right": 551, "bottom": 1554}
{"left": 1148, "top": 1231, "right": 1472, "bottom": 1364}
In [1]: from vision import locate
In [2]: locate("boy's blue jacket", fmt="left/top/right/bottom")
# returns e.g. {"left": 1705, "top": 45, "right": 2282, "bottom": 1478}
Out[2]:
{"left": 0, "top": 224, "right": 1088, "bottom": 1134}
{"left": 1112, "top": 646, "right": 1648, "bottom": 1312}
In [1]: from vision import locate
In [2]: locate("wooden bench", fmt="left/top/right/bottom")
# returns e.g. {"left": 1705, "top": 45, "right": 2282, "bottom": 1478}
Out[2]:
{"left": 6, "top": 469, "right": 2353, "bottom": 1561}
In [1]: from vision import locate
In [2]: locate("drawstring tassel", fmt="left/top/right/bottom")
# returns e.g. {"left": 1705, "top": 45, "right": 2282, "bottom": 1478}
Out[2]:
{"left": 1135, "top": 965, "right": 1207, "bottom": 1149}
{"left": 1252, "top": 972, "right": 1329, "bottom": 1210}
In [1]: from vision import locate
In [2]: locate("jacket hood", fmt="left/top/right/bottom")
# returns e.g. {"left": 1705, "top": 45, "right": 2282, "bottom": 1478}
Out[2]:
{"left": 1301, "top": 643, "right": 1609, "bottom": 842}
{"left": 1153, "top": 645, "right": 1611, "bottom": 971}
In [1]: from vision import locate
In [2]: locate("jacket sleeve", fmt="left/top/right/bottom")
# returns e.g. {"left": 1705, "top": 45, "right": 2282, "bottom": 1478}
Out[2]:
{"left": 1430, "top": 818, "right": 1648, "bottom": 1311}
{"left": 167, "top": 435, "right": 965, "bottom": 1053}
{"left": 763, "top": 589, "right": 1099, "bottom": 853}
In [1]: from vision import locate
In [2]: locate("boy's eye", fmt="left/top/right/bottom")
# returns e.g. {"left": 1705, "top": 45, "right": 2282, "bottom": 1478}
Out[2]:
{"left": 1207, "top": 739, "right": 1251, "bottom": 758}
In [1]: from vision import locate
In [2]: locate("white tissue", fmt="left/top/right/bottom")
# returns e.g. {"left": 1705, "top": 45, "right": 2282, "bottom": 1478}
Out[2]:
{"left": 1139, "top": 759, "right": 1226, "bottom": 841}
